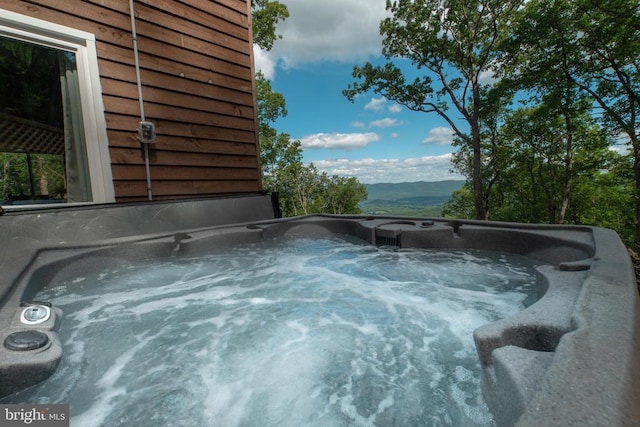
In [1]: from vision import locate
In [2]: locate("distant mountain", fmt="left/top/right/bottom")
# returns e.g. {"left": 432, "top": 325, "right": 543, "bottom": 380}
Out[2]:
{"left": 363, "top": 180, "right": 465, "bottom": 203}
{"left": 360, "top": 180, "right": 465, "bottom": 217}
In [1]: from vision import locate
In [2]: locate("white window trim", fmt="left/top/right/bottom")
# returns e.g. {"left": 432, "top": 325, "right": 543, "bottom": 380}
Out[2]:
{"left": 0, "top": 9, "right": 115, "bottom": 208}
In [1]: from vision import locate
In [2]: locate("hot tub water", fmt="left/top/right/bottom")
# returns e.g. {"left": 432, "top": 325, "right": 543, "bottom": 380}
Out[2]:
{"left": 2, "top": 235, "right": 538, "bottom": 426}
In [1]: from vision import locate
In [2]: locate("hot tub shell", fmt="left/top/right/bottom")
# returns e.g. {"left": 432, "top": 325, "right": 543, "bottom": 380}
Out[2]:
{"left": 0, "top": 195, "right": 638, "bottom": 426}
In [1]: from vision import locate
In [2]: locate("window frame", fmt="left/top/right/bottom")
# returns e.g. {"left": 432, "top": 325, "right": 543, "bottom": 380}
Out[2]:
{"left": 0, "top": 9, "right": 115, "bottom": 208}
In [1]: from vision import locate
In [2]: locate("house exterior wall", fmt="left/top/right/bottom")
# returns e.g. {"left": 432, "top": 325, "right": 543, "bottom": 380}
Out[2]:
{"left": 0, "top": 0, "right": 262, "bottom": 202}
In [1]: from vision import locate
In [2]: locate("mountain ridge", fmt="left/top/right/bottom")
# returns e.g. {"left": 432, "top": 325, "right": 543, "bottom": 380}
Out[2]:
{"left": 363, "top": 180, "right": 465, "bottom": 203}
{"left": 359, "top": 180, "right": 465, "bottom": 216}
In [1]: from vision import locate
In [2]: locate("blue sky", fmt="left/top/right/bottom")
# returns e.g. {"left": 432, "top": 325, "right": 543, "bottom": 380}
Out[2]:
{"left": 253, "top": 0, "right": 466, "bottom": 184}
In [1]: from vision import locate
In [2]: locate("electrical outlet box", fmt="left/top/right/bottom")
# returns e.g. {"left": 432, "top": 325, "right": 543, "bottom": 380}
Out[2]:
{"left": 138, "top": 121, "right": 156, "bottom": 144}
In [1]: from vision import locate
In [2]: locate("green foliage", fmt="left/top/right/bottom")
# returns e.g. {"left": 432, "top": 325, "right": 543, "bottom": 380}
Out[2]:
{"left": 494, "top": 103, "right": 610, "bottom": 222}
{"left": 250, "top": 0, "right": 289, "bottom": 51}
{"left": 0, "top": 153, "right": 31, "bottom": 200}
{"left": 345, "top": 0, "right": 638, "bottom": 246}
{"left": 251, "top": 0, "right": 638, "bottom": 244}
{"left": 254, "top": 73, "right": 301, "bottom": 200}
{"left": 287, "top": 164, "right": 367, "bottom": 216}
{"left": 0, "top": 38, "right": 65, "bottom": 126}
{"left": 323, "top": 175, "right": 368, "bottom": 215}
{"left": 255, "top": 71, "right": 287, "bottom": 128}
{"left": 441, "top": 186, "right": 476, "bottom": 219}
{"left": 0, "top": 37, "right": 69, "bottom": 203}
{"left": 443, "top": 106, "right": 636, "bottom": 242}
{"left": 443, "top": 101, "right": 634, "bottom": 241}
{"left": 344, "top": 0, "right": 525, "bottom": 220}
{"left": 570, "top": 169, "right": 635, "bottom": 246}
{"left": 0, "top": 152, "right": 65, "bottom": 202}
{"left": 504, "top": 0, "right": 640, "bottom": 246}
{"left": 251, "top": 2, "right": 367, "bottom": 217}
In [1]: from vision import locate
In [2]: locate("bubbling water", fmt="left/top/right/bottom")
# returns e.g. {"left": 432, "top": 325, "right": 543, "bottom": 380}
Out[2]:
{"left": 4, "top": 235, "right": 539, "bottom": 426}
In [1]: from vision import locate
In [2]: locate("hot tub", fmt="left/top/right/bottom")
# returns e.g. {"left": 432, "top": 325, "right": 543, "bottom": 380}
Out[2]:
{"left": 0, "top": 195, "right": 637, "bottom": 426}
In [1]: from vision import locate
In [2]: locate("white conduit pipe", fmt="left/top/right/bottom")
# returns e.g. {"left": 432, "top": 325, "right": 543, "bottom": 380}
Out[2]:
{"left": 129, "top": 0, "right": 153, "bottom": 201}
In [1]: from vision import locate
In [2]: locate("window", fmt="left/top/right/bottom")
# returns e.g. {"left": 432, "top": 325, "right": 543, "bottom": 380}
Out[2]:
{"left": 0, "top": 9, "right": 114, "bottom": 207}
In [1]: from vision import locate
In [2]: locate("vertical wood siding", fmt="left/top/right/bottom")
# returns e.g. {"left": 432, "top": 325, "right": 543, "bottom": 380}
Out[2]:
{"left": 0, "top": 0, "right": 262, "bottom": 202}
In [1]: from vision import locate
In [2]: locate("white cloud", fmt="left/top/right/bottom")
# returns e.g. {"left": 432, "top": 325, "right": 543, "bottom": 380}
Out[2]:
{"left": 300, "top": 132, "right": 380, "bottom": 150}
{"left": 369, "top": 118, "right": 403, "bottom": 128}
{"left": 423, "top": 127, "right": 455, "bottom": 145}
{"left": 610, "top": 133, "right": 631, "bottom": 155}
{"left": 365, "top": 97, "right": 387, "bottom": 111}
{"left": 312, "top": 154, "right": 464, "bottom": 183}
{"left": 253, "top": 45, "right": 277, "bottom": 80}
{"left": 390, "top": 132, "right": 400, "bottom": 138}
{"left": 388, "top": 104, "right": 402, "bottom": 114}
{"left": 271, "top": 0, "right": 389, "bottom": 67}
{"left": 609, "top": 144, "right": 630, "bottom": 155}
{"left": 478, "top": 69, "right": 497, "bottom": 85}
{"left": 350, "top": 121, "right": 366, "bottom": 128}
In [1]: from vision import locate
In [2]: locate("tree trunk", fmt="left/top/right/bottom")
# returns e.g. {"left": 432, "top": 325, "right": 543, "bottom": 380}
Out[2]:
{"left": 471, "top": 123, "right": 486, "bottom": 220}
{"left": 628, "top": 131, "right": 640, "bottom": 250}
{"left": 38, "top": 157, "right": 49, "bottom": 196}
{"left": 559, "top": 124, "right": 574, "bottom": 224}
{"left": 559, "top": 176, "right": 571, "bottom": 223}
{"left": 634, "top": 151, "right": 640, "bottom": 250}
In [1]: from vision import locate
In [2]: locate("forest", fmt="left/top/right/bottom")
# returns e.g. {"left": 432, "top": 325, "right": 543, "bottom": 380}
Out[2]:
{"left": 343, "top": 0, "right": 639, "bottom": 247}
{"left": 254, "top": 0, "right": 639, "bottom": 248}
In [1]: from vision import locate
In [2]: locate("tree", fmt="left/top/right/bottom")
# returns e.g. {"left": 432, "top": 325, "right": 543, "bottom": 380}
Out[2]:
{"left": 251, "top": 0, "right": 302, "bottom": 216}
{"left": 496, "top": 104, "right": 612, "bottom": 223}
{"left": 250, "top": 0, "right": 289, "bottom": 145}
{"left": 251, "top": 0, "right": 294, "bottom": 190}
{"left": 251, "top": 0, "right": 289, "bottom": 52}
{"left": 324, "top": 175, "right": 368, "bottom": 215}
{"left": 0, "top": 38, "right": 64, "bottom": 128}
{"left": 510, "top": 0, "right": 640, "bottom": 245}
{"left": 569, "top": 154, "right": 635, "bottom": 245}
{"left": 443, "top": 104, "right": 619, "bottom": 229}
{"left": 441, "top": 185, "right": 476, "bottom": 219}
{"left": 570, "top": 0, "right": 640, "bottom": 247}
{"left": 289, "top": 164, "right": 367, "bottom": 216}
{"left": 0, "top": 38, "right": 68, "bottom": 202}
{"left": 344, "top": 0, "right": 523, "bottom": 220}
{"left": 251, "top": 1, "right": 367, "bottom": 217}
{"left": 254, "top": 71, "right": 302, "bottom": 198}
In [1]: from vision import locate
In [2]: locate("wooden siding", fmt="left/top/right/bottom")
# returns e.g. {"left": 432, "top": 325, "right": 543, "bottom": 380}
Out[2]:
{"left": 0, "top": 0, "right": 262, "bottom": 202}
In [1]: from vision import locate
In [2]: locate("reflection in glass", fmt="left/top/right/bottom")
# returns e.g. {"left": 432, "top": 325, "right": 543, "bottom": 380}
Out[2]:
{"left": 0, "top": 36, "right": 92, "bottom": 204}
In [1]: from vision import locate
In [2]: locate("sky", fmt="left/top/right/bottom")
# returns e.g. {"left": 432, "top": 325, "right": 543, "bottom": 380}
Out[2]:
{"left": 252, "top": 0, "right": 466, "bottom": 184}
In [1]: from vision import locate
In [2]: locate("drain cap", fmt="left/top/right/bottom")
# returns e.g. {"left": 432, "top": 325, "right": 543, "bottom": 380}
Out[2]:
{"left": 4, "top": 331, "right": 49, "bottom": 351}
